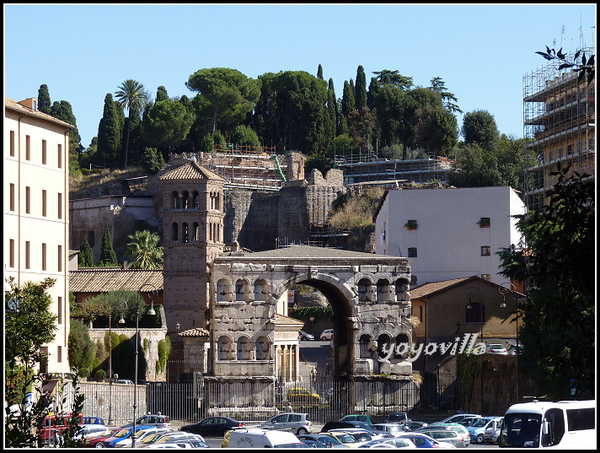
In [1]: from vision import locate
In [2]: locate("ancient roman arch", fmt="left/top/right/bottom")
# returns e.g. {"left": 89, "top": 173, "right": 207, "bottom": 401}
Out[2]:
{"left": 208, "top": 245, "right": 413, "bottom": 382}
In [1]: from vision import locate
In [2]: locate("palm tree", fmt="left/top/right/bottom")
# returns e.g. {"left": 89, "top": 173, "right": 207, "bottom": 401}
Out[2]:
{"left": 115, "top": 79, "right": 148, "bottom": 168}
{"left": 125, "top": 230, "right": 163, "bottom": 270}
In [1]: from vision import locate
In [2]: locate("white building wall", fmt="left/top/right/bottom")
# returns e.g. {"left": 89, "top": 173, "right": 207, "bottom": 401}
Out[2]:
{"left": 375, "top": 186, "right": 525, "bottom": 286}
{"left": 4, "top": 98, "right": 71, "bottom": 374}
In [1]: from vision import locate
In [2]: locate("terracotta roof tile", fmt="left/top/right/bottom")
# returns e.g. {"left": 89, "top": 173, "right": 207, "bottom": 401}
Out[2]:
{"left": 410, "top": 277, "right": 473, "bottom": 299}
{"left": 69, "top": 268, "right": 163, "bottom": 293}
{"left": 179, "top": 327, "right": 209, "bottom": 338}
{"left": 5, "top": 97, "right": 74, "bottom": 130}
{"left": 160, "top": 162, "right": 225, "bottom": 181}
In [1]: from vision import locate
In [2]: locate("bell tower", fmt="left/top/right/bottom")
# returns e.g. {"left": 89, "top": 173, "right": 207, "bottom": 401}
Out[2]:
{"left": 160, "top": 162, "right": 225, "bottom": 334}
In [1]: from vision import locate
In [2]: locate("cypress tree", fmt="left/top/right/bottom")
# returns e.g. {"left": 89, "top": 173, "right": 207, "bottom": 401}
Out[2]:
{"left": 327, "top": 79, "right": 338, "bottom": 140}
{"left": 37, "top": 84, "right": 52, "bottom": 114}
{"left": 156, "top": 86, "right": 169, "bottom": 103}
{"left": 367, "top": 77, "right": 379, "bottom": 111}
{"left": 79, "top": 237, "right": 95, "bottom": 267}
{"left": 341, "top": 81, "right": 356, "bottom": 117}
{"left": 355, "top": 66, "right": 367, "bottom": 110}
{"left": 99, "top": 224, "right": 118, "bottom": 267}
{"left": 317, "top": 64, "right": 324, "bottom": 80}
{"left": 96, "top": 94, "right": 124, "bottom": 167}
{"left": 50, "top": 100, "right": 83, "bottom": 172}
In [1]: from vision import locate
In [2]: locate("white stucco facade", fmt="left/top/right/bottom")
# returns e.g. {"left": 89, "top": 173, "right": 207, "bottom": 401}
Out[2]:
{"left": 375, "top": 186, "right": 525, "bottom": 286}
{"left": 4, "top": 97, "right": 73, "bottom": 374}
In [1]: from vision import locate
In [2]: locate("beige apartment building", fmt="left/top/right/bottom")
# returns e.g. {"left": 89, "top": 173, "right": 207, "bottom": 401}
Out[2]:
{"left": 4, "top": 97, "right": 73, "bottom": 374}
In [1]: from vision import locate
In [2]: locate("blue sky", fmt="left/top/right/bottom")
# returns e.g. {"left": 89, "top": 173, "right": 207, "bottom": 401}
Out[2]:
{"left": 4, "top": 3, "right": 596, "bottom": 150}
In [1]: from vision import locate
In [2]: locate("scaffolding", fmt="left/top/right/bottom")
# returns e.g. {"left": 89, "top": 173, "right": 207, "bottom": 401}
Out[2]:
{"left": 522, "top": 47, "right": 596, "bottom": 212}
{"left": 190, "top": 144, "right": 285, "bottom": 191}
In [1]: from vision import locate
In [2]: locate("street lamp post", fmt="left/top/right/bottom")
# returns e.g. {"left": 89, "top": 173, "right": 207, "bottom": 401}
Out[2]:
{"left": 467, "top": 288, "right": 484, "bottom": 414}
{"left": 499, "top": 282, "right": 520, "bottom": 403}
{"left": 108, "top": 311, "right": 113, "bottom": 426}
{"left": 118, "top": 290, "right": 156, "bottom": 448}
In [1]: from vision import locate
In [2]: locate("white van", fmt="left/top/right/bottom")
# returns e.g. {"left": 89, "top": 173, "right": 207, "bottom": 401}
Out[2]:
{"left": 499, "top": 400, "right": 596, "bottom": 448}
{"left": 226, "top": 428, "right": 304, "bottom": 448}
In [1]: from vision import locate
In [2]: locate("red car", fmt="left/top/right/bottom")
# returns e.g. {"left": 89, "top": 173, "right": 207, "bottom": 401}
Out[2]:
{"left": 81, "top": 428, "right": 121, "bottom": 447}
{"left": 38, "top": 413, "right": 83, "bottom": 445}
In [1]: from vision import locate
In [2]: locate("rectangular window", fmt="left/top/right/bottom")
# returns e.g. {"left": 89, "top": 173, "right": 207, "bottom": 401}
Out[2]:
{"left": 58, "top": 297, "right": 63, "bottom": 325}
{"left": 42, "top": 190, "right": 47, "bottom": 216}
{"left": 25, "top": 241, "right": 31, "bottom": 269}
{"left": 411, "top": 275, "right": 418, "bottom": 285}
{"left": 58, "top": 144, "right": 62, "bottom": 169}
{"left": 26, "top": 186, "right": 31, "bottom": 214}
{"left": 478, "top": 217, "right": 491, "bottom": 228}
{"left": 481, "top": 246, "right": 491, "bottom": 256}
{"left": 408, "top": 247, "right": 418, "bottom": 258}
{"left": 26, "top": 135, "right": 31, "bottom": 160}
{"left": 57, "top": 346, "right": 62, "bottom": 363}
{"left": 466, "top": 302, "right": 485, "bottom": 323}
{"left": 10, "top": 183, "right": 15, "bottom": 211}
{"left": 42, "top": 243, "right": 47, "bottom": 270}
{"left": 57, "top": 245, "right": 63, "bottom": 272}
{"left": 42, "top": 140, "right": 47, "bottom": 164}
{"left": 10, "top": 130, "right": 15, "bottom": 156}
{"left": 10, "top": 239, "right": 15, "bottom": 268}
{"left": 57, "top": 193, "right": 63, "bottom": 219}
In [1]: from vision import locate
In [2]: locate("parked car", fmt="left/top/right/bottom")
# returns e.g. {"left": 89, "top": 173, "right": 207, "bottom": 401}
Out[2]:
{"left": 458, "top": 416, "right": 481, "bottom": 427}
{"left": 432, "top": 423, "right": 471, "bottom": 446}
{"left": 299, "top": 330, "right": 315, "bottom": 341}
{"left": 466, "top": 416, "right": 502, "bottom": 444}
{"left": 224, "top": 428, "right": 304, "bottom": 448}
{"left": 98, "top": 425, "right": 158, "bottom": 448}
{"left": 180, "top": 416, "right": 244, "bottom": 437}
{"left": 82, "top": 416, "right": 105, "bottom": 425}
{"left": 396, "top": 432, "right": 456, "bottom": 448}
{"left": 320, "top": 329, "right": 334, "bottom": 340}
{"left": 149, "top": 432, "right": 208, "bottom": 448}
{"left": 288, "top": 387, "right": 321, "bottom": 405}
{"left": 487, "top": 343, "right": 508, "bottom": 355}
{"left": 38, "top": 412, "right": 83, "bottom": 445}
{"left": 297, "top": 433, "right": 348, "bottom": 448}
{"left": 386, "top": 412, "right": 408, "bottom": 425}
{"left": 414, "top": 427, "right": 467, "bottom": 448}
{"left": 80, "top": 428, "right": 121, "bottom": 448}
{"left": 372, "top": 423, "right": 408, "bottom": 436}
{"left": 405, "top": 421, "right": 428, "bottom": 431}
{"left": 258, "top": 412, "right": 313, "bottom": 435}
{"left": 120, "top": 412, "right": 171, "bottom": 430}
{"left": 326, "top": 430, "right": 371, "bottom": 448}
{"left": 483, "top": 417, "right": 503, "bottom": 444}
{"left": 339, "top": 414, "right": 375, "bottom": 426}
{"left": 322, "top": 420, "right": 365, "bottom": 432}
{"left": 114, "top": 428, "right": 171, "bottom": 448}
{"left": 358, "top": 437, "right": 417, "bottom": 448}
{"left": 431, "top": 413, "right": 480, "bottom": 425}
{"left": 72, "top": 423, "right": 111, "bottom": 442}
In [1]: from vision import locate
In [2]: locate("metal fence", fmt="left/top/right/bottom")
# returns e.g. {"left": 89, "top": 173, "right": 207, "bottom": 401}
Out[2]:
{"left": 80, "top": 368, "right": 536, "bottom": 427}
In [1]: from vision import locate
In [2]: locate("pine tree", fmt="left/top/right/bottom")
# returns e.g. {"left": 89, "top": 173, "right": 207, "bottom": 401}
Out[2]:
{"left": 79, "top": 237, "right": 95, "bottom": 267}
{"left": 37, "top": 84, "right": 52, "bottom": 114}
{"left": 355, "top": 66, "right": 367, "bottom": 111}
{"left": 99, "top": 224, "right": 118, "bottom": 267}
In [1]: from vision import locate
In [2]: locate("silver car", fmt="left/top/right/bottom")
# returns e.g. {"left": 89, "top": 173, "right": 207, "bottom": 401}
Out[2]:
{"left": 258, "top": 412, "right": 313, "bottom": 435}
{"left": 415, "top": 428, "right": 467, "bottom": 448}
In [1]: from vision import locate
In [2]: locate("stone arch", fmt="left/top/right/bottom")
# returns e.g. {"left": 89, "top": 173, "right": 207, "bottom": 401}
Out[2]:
{"left": 376, "top": 278, "right": 390, "bottom": 302}
{"left": 395, "top": 277, "right": 410, "bottom": 301}
{"left": 285, "top": 271, "right": 357, "bottom": 379}
{"left": 255, "top": 335, "right": 271, "bottom": 360}
{"left": 182, "top": 190, "right": 190, "bottom": 209}
{"left": 217, "top": 335, "right": 234, "bottom": 360}
{"left": 253, "top": 279, "right": 269, "bottom": 302}
{"left": 359, "top": 334, "right": 375, "bottom": 358}
{"left": 216, "top": 278, "right": 232, "bottom": 302}
{"left": 192, "top": 191, "right": 200, "bottom": 209}
{"left": 377, "top": 332, "right": 393, "bottom": 360}
{"left": 357, "top": 277, "right": 373, "bottom": 302}
{"left": 171, "top": 191, "right": 179, "bottom": 209}
{"left": 237, "top": 335, "right": 251, "bottom": 360}
{"left": 235, "top": 278, "right": 250, "bottom": 302}
{"left": 394, "top": 333, "right": 410, "bottom": 360}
